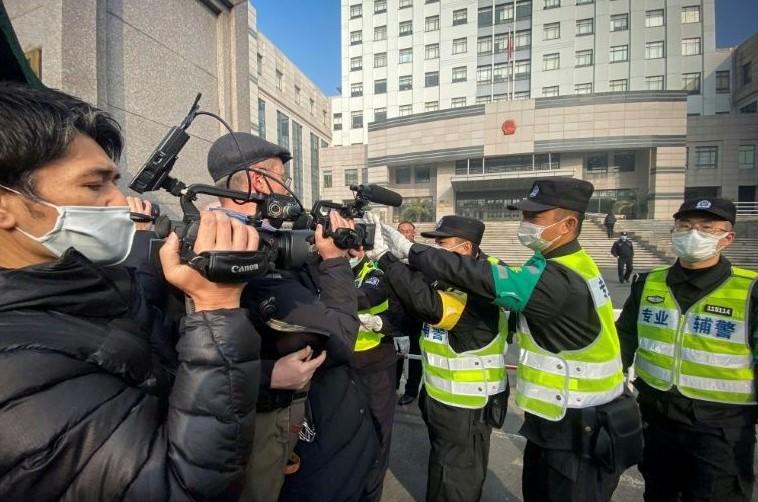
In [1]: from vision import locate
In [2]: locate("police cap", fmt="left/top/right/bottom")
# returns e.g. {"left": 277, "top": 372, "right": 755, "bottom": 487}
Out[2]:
{"left": 508, "top": 177, "right": 594, "bottom": 213}
{"left": 421, "top": 215, "right": 485, "bottom": 246}
{"left": 673, "top": 197, "right": 736, "bottom": 225}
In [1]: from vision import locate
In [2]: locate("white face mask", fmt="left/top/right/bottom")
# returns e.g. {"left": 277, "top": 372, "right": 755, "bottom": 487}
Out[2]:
{"left": 517, "top": 219, "right": 565, "bottom": 251}
{"left": 349, "top": 256, "right": 363, "bottom": 269}
{"left": 2, "top": 186, "right": 135, "bottom": 266}
{"left": 671, "top": 229, "right": 727, "bottom": 263}
{"left": 432, "top": 241, "right": 467, "bottom": 253}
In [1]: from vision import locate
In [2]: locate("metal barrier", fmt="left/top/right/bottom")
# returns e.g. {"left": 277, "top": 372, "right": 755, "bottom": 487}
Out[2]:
{"left": 735, "top": 201, "right": 758, "bottom": 216}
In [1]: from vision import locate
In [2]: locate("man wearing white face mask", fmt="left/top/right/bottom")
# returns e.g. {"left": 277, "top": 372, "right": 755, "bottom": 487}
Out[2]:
{"left": 616, "top": 198, "right": 757, "bottom": 502}
{"left": 0, "top": 83, "right": 262, "bottom": 499}
{"left": 370, "top": 177, "right": 642, "bottom": 502}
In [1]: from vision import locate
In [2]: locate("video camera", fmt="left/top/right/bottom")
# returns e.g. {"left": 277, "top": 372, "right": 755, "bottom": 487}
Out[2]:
{"left": 310, "top": 183, "right": 402, "bottom": 250}
{"left": 129, "top": 94, "right": 312, "bottom": 282}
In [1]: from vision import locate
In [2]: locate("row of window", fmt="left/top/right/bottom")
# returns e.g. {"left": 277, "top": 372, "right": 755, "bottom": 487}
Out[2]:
{"left": 540, "top": 4, "right": 700, "bottom": 26}
{"left": 690, "top": 145, "right": 756, "bottom": 170}
{"left": 349, "top": 0, "right": 439, "bottom": 19}
{"left": 258, "top": 55, "right": 328, "bottom": 127}
{"left": 538, "top": 72, "right": 705, "bottom": 97}
{"left": 334, "top": 98, "right": 472, "bottom": 130}
{"left": 478, "top": 2, "right": 533, "bottom": 27}
{"left": 322, "top": 167, "right": 371, "bottom": 189}
{"left": 537, "top": 39, "right": 702, "bottom": 68}
{"left": 351, "top": 4, "right": 469, "bottom": 28}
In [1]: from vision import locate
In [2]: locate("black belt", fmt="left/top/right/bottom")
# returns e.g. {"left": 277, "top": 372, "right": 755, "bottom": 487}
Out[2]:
{"left": 256, "top": 388, "right": 294, "bottom": 413}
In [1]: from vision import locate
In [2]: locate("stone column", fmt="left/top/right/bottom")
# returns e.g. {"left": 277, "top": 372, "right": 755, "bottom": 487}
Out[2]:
{"left": 649, "top": 146, "right": 687, "bottom": 219}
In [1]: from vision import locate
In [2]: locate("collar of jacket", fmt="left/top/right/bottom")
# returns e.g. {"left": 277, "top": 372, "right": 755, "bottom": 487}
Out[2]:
{"left": 668, "top": 255, "right": 732, "bottom": 291}
{"left": 544, "top": 238, "right": 581, "bottom": 260}
{"left": 0, "top": 248, "right": 132, "bottom": 318}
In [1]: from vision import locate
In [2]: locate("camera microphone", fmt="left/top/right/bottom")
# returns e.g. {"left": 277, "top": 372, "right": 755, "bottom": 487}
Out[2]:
{"left": 351, "top": 184, "right": 403, "bottom": 207}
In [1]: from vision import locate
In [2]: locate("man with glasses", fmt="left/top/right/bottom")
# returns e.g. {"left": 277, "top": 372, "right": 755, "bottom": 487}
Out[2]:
{"left": 616, "top": 198, "right": 758, "bottom": 501}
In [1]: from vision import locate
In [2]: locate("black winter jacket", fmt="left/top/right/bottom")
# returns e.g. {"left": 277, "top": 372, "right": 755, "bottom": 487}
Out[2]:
{"left": 0, "top": 251, "right": 261, "bottom": 501}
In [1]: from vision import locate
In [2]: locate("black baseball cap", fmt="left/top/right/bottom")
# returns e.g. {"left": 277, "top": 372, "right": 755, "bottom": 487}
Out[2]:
{"left": 421, "top": 215, "right": 485, "bottom": 246}
{"left": 508, "top": 177, "right": 594, "bottom": 213}
{"left": 673, "top": 198, "right": 736, "bottom": 225}
{"left": 207, "top": 132, "right": 292, "bottom": 182}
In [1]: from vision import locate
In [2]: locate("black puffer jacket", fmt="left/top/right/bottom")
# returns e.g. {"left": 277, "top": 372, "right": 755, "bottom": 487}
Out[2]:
{"left": 0, "top": 251, "right": 261, "bottom": 501}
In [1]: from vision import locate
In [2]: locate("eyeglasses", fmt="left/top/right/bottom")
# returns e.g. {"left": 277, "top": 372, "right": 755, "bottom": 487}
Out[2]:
{"left": 673, "top": 222, "right": 731, "bottom": 235}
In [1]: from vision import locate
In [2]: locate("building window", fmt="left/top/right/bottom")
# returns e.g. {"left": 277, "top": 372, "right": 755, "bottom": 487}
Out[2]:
{"left": 494, "top": 62, "right": 512, "bottom": 82}
{"left": 361, "top": 168, "right": 369, "bottom": 183}
{"left": 399, "top": 75, "right": 413, "bottom": 90}
{"left": 476, "top": 96, "right": 492, "bottom": 104}
{"left": 738, "top": 145, "right": 755, "bottom": 169}
{"left": 646, "top": 41, "right": 664, "bottom": 59}
{"left": 695, "top": 146, "right": 718, "bottom": 169}
{"left": 350, "top": 83, "right": 363, "bottom": 97}
{"left": 743, "top": 62, "right": 753, "bottom": 85}
{"left": 495, "top": 3, "right": 514, "bottom": 24}
{"left": 586, "top": 153, "right": 608, "bottom": 171}
{"left": 345, "top": 169, "right": 359, "bottom": 186}
{"left": 374, "top": 25, "right": 387, "bottom": 41}
{"left": 399, "top": 48, "right": 413, "bottom": 64}
{"left": 350, "top": 4, "right": 362, "bottom": 18}
{"left": 374, "top": 79, "right": 387, "bottom": 94}
{"left": 295, "top": 86, "right": 302, "bottom": 105}
{"left": 291, "top": 121, "right": 303, "bottom": 198}
{"left": 414, "top": 166, "right": 431, "bottom": 183}
{"left": 276, "top": 70, "right": 283, "bottom": 90}
{"left": 614, "top": 151, "right": 636, "bottom": 172}
{"left": 374, "top": 107, "right": 387, "bottom": 122}
{"left": 425, "top": 43, "right": 440, "bottom": 60}
{"left": 399, "top": 104, "right": 412, "bottom": 116}
{"left": 516, "top": 30, "right": 532, "bottom": 48}
{"left": 682, "top": 37, "right": 701, "bottom": 56}
{"left": 577, "top": 0, "right": 593, "bottom": 4}
{"left": 646, "top": 75, "right": 664, "bottom": 91}
{"left": 399, "top": 21, "right": 413, "bottom": 36}
{"left": 257, "top": 99, "right": 266, "bottom": 139}
{"left": 609, "top": 45, "right": 628, "bottom": 63}
{"left": 425, "top": 15, "right": 439, "bottom": 32}
{"left": 425, "top": 101, "right": 439, "bottom": 112}
{"left": 453, "top": 9, "right": 468, "bottom": 25}
{"left": 542, "top": 86, "right": 559, "bottom": 97}
{"left": 333, "top": 113, "right": 342, "bottom": 131}
{"left": 399, "top": 0, "right": 412, "bottom": 7}
{"left": 394, "top": 167, "right": 412, "bottom": 184}
{"left": 277, "top": 111, "right": 289, "bottom": 150}
{"left": 453, "top": 37, "right": 467, "bottom": 55}
{"left": 645, "top": 9, "right": 664, "bottom": 27}
{"left": 544, "top": 0, "right": 560, "bottom": 8}
{"left": 477, "top": 66, "right": 492, "bottom": 83}
{"left": 374, "top": 52, "right": 387, "bottom": 68}
{"left": 478, "top": 6, "right": 492, "bottom": 27}
{"left": 610, "top": 14, "right": 628, "bottom": 32}
{"left": 350, "top": 56, "right": 362, "bottom": 71}
{"left": 575, "top": 83, "right": 592, "bottom": 95}
{"left": 323, "top": 171, "right": 332, "bottom": 189}
{"left": 544, "top": 22, "right": 560, "bottom": 40}
{"left": 576, "top": 18, "right": 593, "bottom": 36}
{"left": 543, "top": 53, "right": 560, "bottom": 71}
{"left": 682, "top": 72, "right": 701, "bottom": 94}
{"left": 716, "top": 71, "right": 730, "bottom": 93}
{"left": 309, "top": 98, "right": 314, "bottom": 115}
{"left": 609, "top": 79, "right": 628, "bottom": 92}
{"left": 451, "top": 97, "right": 467, "bottom": 108}
{"left": 374, "top": 0, "right": 387, "bottom": 14}
{"left": 575, "top": 49, "right": 593, "bottom": 67}
{"left": 681, "top": 5, "right": 700, "bottom": 24}
{"left": 350, "top": 30, "right": 362, "bottom": 45}
{"left": 478, "top": 36, "right": 492, "bottom": 55}
{"left": 256, "top": 53, "right": 263, "bottom": 77}
{"left": 351, "top": 111, "right": 363, "bottom": 129}
{"left": 515, "top": 60, "right": 531, "bottom": 78}
{"left": 452, "top": 66, "right": 467, "bottom": 82}
{"left": 425, "top": 71, "right": 439, "bottom": 87}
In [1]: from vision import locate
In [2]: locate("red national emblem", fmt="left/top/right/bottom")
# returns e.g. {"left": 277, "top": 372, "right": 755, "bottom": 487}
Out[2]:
{"left": 501, "top": 119, "right": 517, "bottom": 135}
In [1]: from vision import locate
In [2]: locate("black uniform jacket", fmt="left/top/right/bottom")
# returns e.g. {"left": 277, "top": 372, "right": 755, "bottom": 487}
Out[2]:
{"left": 616, "top": 256, "right": 758, "bottom": 429}
{"left": 407, "top": 239, "right": 608, "bottom": 448}
{"left": 0, "top": 250, "right": 261, "bottom": 501}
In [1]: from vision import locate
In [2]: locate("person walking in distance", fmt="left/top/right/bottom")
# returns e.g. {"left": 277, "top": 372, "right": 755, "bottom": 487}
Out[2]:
{"left": 611, "top": 232, "right": 634, "bottom": 283}
{"left": 604, "top": 210, "right": 617, "bottom": 239}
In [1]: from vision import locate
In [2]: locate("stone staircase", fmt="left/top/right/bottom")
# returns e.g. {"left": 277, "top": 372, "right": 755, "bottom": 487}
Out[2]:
{"left": 411, "top": 218, "right": 669, "bottom": 270}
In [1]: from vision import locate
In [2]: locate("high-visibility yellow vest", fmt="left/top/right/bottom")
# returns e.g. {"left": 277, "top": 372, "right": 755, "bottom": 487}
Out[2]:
{"left": 515, "top": 249, "right": 624, "bottom": 421}
{"left": 355, "top": 260, "right": 389, "bottom": 352}
{"left": 420, "top": 256, "right": 509, "bottom": 409}
{"left": 635, "top": 266, "right": 758, "bottom": 405}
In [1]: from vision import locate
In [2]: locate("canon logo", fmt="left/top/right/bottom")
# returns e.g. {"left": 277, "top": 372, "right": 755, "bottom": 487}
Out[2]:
{"left": 231, "top": 264, "right": 259, "bottom": 273}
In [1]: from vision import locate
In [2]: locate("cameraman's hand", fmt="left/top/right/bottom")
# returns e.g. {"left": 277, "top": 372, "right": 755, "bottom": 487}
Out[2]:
{"left": 160, "top": 211, "right": 259, "bottom": 312}
{"left": 271, "top": 346, "right": 327, "bottom": 390}
{"left": 315, "top": 210, "right": 354, "bottom": 260}
{"left": 127, "top": 196, "right": 153, "bottom": 231}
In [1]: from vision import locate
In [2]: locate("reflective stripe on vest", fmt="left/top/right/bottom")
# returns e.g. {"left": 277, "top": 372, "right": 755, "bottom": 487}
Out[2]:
{"left": 635, "top": 266, "right": 757, "bottom": 405}
{"left": 515, "top": 249, "right": 624, "bottom": 421}
{"left": 355, "top": 261, "right": 388, "bottom": 352}
{"left": 420, "top": 283, "right": 509, "bottom": 410}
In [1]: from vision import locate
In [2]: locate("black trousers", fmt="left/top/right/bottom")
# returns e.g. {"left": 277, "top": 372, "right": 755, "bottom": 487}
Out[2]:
{"left": 617, "top": 257, "right": 633, "bottom": 282}
{"left": 419, "top": 389, "right": 492, "bottom": 502}
{"left": 356, "top": 363, "right": 398, "bottom": 502}
{"left": 522, "top": 441, "right": 621, "bottom": 502}
{"left": 639, "top": 414, "right": 756, "bottom": 502}
{"left": 396, "top": 334, "right": 422, "bottom": 398}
